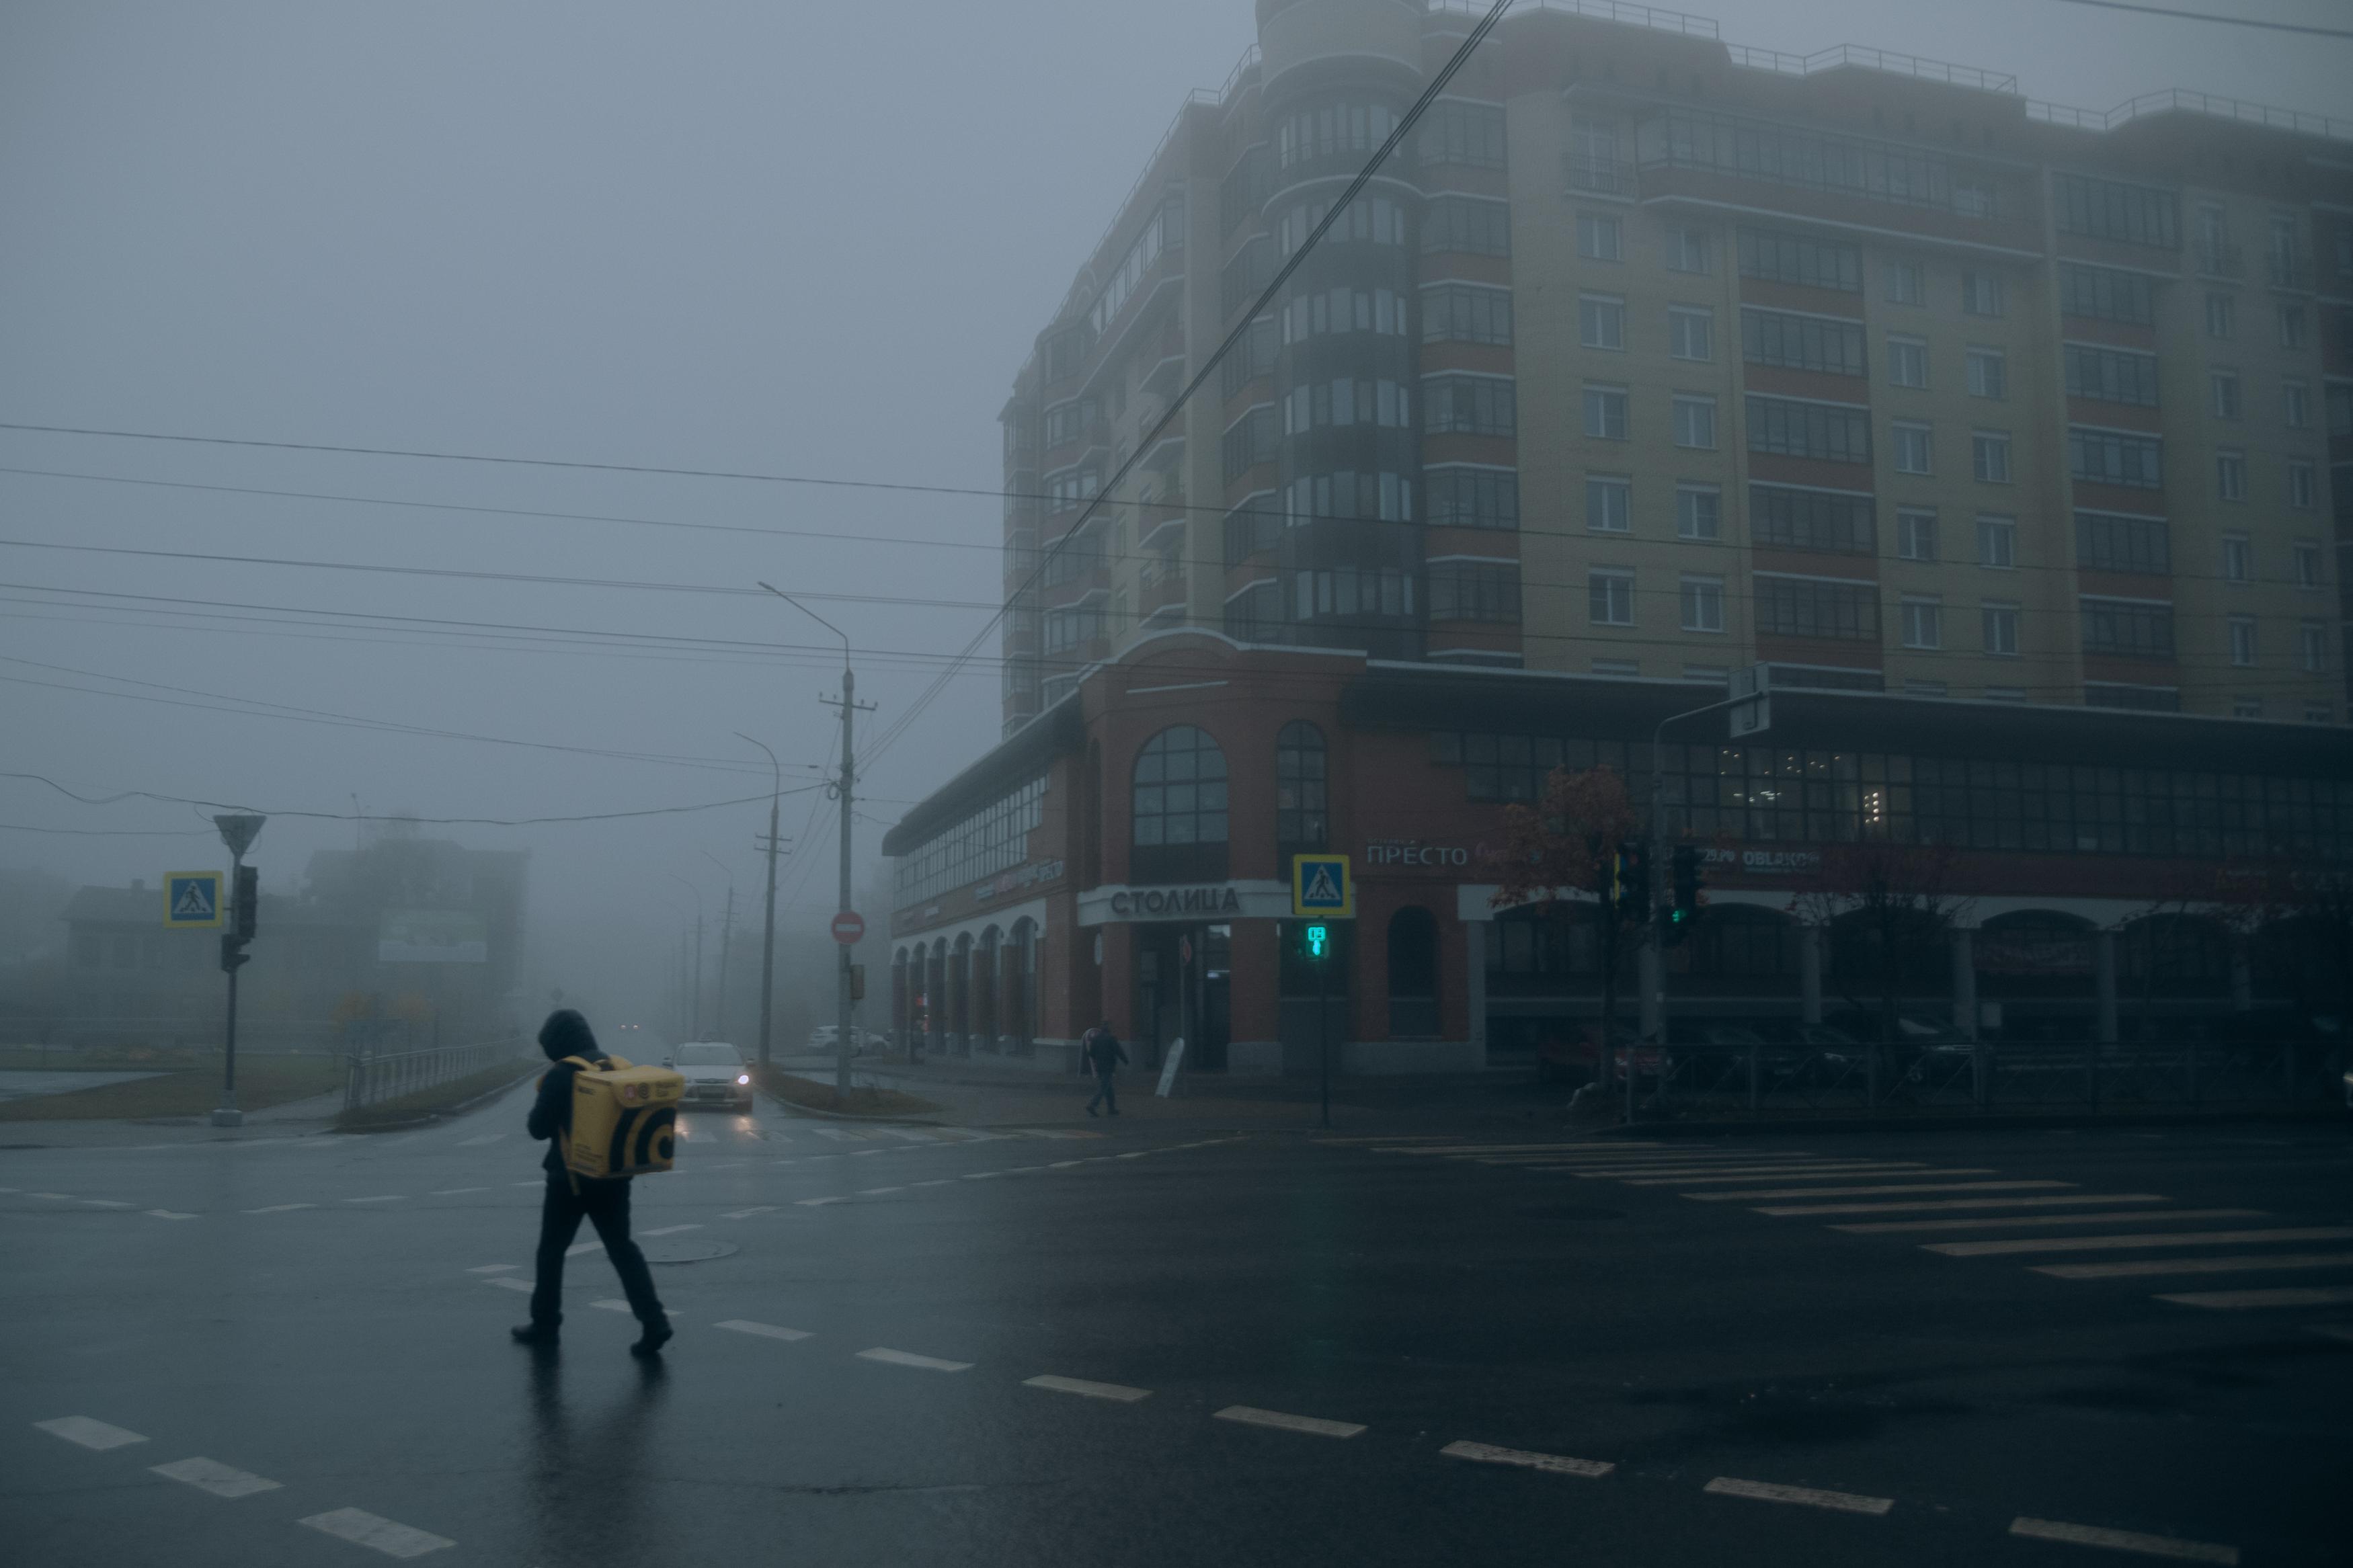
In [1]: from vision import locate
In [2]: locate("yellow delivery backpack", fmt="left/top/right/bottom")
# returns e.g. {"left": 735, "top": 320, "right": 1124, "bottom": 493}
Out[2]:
{"left": 557, "top": 1053, "right": 682, "bottom": 1180}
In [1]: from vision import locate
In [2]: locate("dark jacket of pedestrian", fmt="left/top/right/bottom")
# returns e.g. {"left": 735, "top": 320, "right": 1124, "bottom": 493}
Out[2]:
{"left": 1083, "top": 1026, "right": 1128, "bottom": 1073}
{"left": 526, "top": 1006, "right": 606, "bottom": 1176}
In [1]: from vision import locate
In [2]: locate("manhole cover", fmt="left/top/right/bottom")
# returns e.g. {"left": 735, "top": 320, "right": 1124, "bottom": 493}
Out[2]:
{"left": 642, "top": 1239, "right": 737, "bottom": 1264}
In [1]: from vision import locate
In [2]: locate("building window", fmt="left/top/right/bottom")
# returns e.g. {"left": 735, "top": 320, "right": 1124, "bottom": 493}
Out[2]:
{"left": 1579, "top": 294, "right": 1625, "bottom": 349}
{"left": 2294, "top": 541, "right": 2321, "bottom": 589}
{"left": 2283, "top": 381, "right": 2311, "bottom": 429}
{"left": 2233, "top": 697, "right": 2263, "bottom": 720}
{"left": 1677, "top": 485, "right": 1722, "bottom": 540}
{"left": 1680, "top": 575, "right": 1725, "bottom": 633}
{"left": 1982, "top": 602, "right": 2020, "bottom": 656}
{"left": 1892, "top": 422, "right": 1934, "bottom": 474}
{"left": 1131, "top": 727, "right": 1230, "bottom": 878}
{"left": 1901, "top": 597, "right": 1942, "bottom": 649}
{"left": 2059, "top": 263, "right": 2153, "bottom": 325}
{"left": 1593, "top": 659, "right": 1639, "bottom": 677}
{"left": 2215, "top": 450, "right": 2246, "bottom": 502}
{"left": 1668, "top": 226, "right": 1712, "bottom": 274}
{"left": 1281, "top": 284, "right": 1408, "bottom": 345}
{"left": 2065, "top": 344, "right": 2159, "bottom": 407}
{"left": 2075, "top": 510, "right": 2170, "bottom": 574}
{"left": 1277, "top": 378, "right": 1410, "bottom": 435}
{"left": 2278, "top": 303, "right": 2308, "bottom": 349}
{"left": 2288, "top": 460, "right": 2316, "bottom": 509}
{"left": 1886, "top": 335, "right": 1927, "bottom": 388}
{"left": 2080, "top": 597, "right": 2175, "bottom": 659}
{"left": 1589, "top": 570, "right": 1634, "bottom": 626}
{"left": 1222, "top": 404, "right": 1277, "bottom": 481}
{"left": 1753, "top": 575, "right": 1878, "bottom": 640}
{"left": 1897, "top": 509, "right": 1938, "bottom": 561}
{"left": 1586, "top": 475, "right": 1631, "bottom": 532}
{"left": 1577, "top": 212, "right": 1622, "bottom": 261}
{"left": 2210, "top": 372, "right": 2241, "bottom": 419}
{"left": 2301, "top": 620, "right": 2328, "bottom": 673}
{"left": 1961, "top": 272, "right": 2005, "bottom": 317}
{"left": 1423, "top": 374, "right": 1515, "bottom": 437}
{"left": 2052, "top": 172, "right": 2179, "bottom": 248}
{"left": 2229, "top": 616, "right": 2258, "bottom": 667}
{"left": 1751, "top": 485, "right": 1874, "bottom": 554}
{"left": 1277, "top": 101, "right": 1403, "bottom": 171}
{"left": 1584, "top": 385, "right": 1629, "bottom": 440}
{"left": 1966, "top": 347, "right": 2006, "bottom": 401}
{"left": 1421, "top": 284, "right": 1513, "bottom": 345}
{"left": 1672, "top": 395, "right": 1717, "bottom": 450}
{"left": 1668, "top": 306, "right": 1713, "bottom": 360}
{"left": 1417, "top": 99, "right": 1505, "bottom": 169}
{"left": 1971, "top": 431, "right": 2012, "bottom": 484}
{"left": 1977, "top": 514, "right": 2018, "bottom": 569}
{"left": 2069, "top": 427, "right": 2163, "bottom": 490}
{"left": 1429, "top": 559, "right": 1521, "bottom": 622}
{"left": 1747, "top": 396, "right": 1870, "bottom": 463}
{"left": 2222, "top": 534, "right": 2252, "bottom": 584}
{"left": 2334, "top": 384, "right": 2353, "bottom": 438}
{"left": 1423, "top": 196, "right": 1511, "bottom": 255}
{"left": 1884, "top": 259, "right": 1924, "bottom": 304}
{"left": 1743, "top": 307, "right": 1865, "bottom": 375}
{"left": 1424, "top": 465, "right": 1519, "bottom": 530}
{"left": 1737, "top": 226, "right": 1862, "bottom": 291}
{"left": 2205, "top": 292, "right": 2235, "bottom": 338}
{"left": 1275, "top": 720, "right": 1328, "bottom": 856}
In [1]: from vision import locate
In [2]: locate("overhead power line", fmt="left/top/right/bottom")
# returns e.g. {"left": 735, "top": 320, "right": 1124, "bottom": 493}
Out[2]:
{"left": 0, "top": 769, "right": 816, "bottom": 828}
{"left": 2048, "top": 0, "right": 2353, "bottom": 39}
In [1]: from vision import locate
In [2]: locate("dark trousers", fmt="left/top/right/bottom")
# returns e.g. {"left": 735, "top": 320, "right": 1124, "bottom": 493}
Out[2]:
{"left": 530, "top": 1171, "right": 666, "bottom": 1328}
{"left": 1086, "top": 1067, "right": 1118, "bottom": 1114}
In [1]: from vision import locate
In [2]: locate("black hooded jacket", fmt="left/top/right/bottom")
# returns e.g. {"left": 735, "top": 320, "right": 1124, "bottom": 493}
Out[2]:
{"left": 527, "top": 1009, "right": 613, "bottom": 1178}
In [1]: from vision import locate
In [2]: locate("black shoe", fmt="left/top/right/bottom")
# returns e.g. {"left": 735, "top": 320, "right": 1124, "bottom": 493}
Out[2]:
{"left": 510, "top": 1322, "right": 559, "bottom": 1346}
{"left": 1109, "top": 1108, "right": 1121, "bottom": 1116}
{"left": 1085, "top": 1106, "right": 1098, "bottom": 1116}
{"left": 630, "top": 1318, "right": 675, "bottom": 1358}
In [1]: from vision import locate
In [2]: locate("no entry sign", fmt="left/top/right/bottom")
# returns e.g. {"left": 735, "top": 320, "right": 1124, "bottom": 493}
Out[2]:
{"left": 830, "top": 911, "right": 866, "bottom": 945}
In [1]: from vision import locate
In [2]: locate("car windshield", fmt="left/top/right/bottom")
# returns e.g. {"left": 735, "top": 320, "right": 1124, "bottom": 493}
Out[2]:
{"left": 674, "top": 1044, "right": 741, "bottom": 1066}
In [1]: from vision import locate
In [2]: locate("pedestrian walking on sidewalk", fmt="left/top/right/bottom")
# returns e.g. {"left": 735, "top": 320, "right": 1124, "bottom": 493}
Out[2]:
{"left": 510, "top": 1009, "right": 673, "bottom": 1356}
{"left": 1082, "top": 1020, "right": 1127, "bottom": 1116}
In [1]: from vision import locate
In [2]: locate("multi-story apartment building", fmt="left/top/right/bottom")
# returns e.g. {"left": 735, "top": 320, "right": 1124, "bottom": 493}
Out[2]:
{"left": 998, "top": 0, "right": 2352, "bottom": 728}
{"left": 888, "top": 1, "right": 2352, "bottom": 1080}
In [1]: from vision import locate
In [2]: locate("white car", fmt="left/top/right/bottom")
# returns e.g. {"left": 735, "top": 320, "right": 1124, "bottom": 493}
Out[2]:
{"left": 667, "top": 1041, "right": 752, "bottom": 1110}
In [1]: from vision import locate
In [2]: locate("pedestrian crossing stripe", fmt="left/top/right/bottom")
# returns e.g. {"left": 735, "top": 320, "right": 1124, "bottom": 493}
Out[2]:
{"left": 1291, "top": 854, "right": 1354, "bottom": 917}
{"left": 163, "top": 872, "right": 223, "bottom": 927}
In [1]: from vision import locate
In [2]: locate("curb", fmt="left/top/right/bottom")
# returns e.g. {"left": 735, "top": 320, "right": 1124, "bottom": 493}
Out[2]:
{"left": 750, "top": 1073, "right": 946, "bottom": 1125}
{"left": 1591, "top": 1104, "right": 2345, "bottom": 1139}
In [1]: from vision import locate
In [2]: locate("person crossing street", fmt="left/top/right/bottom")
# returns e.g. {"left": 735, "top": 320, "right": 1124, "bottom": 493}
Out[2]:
{"left": 1082, "top": 1020, "right": 1127, "bottom": 1117}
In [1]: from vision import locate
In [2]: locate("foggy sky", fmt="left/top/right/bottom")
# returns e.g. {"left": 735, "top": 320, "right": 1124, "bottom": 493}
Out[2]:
{"left": 3, "top": 0, "right": 2346, "bottom": 1027}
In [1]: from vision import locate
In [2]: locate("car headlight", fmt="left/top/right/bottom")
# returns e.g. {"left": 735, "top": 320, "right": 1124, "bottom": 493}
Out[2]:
{"left": 736, "top": 1074, "right": 750, "bottom": 1085}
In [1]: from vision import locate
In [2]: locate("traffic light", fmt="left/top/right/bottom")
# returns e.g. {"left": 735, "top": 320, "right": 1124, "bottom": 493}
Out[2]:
{"left": 1671, "top": 845, "right": 1703, "bottom": 923}
{"left": 232, "top": 864, "right": 258, "bottom": 940}
{"left": 219, "top": 932, "right": 250, "bottom": 973}
{"left": 1304, "top": 923, "right": 1330, "bottom": 960}
{"left": 1615, "top": 843, "right": 1650, "bottom": 922}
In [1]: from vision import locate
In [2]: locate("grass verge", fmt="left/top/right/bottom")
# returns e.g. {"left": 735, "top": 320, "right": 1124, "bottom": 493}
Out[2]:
{"left": 0, "top": 1054, "right": 345, "bottom": 1120}
{"left": 752, "top": 1066, "right": 941, "bottom": 1118}
{"left": 336, "top": 1059, "right": 541, "bottom": 1131}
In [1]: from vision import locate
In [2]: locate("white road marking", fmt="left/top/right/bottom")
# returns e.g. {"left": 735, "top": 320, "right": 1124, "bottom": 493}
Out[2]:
{"left": 430, "top": 1188, "right": 491, "bottom": 1196}
{"left": 245, "top": 1203, "right": 316, "bottom": 1213}
{"left": 857, "top": 1186, "right": 904, "bottom": 1196}
{"left": 1441, "top": 1439, "right": 1613, "bottom": 1478}
{"left": 639, "top": 1224, "right": 703, "bottom": 1237}
{"left": 2307, "top": 1323, "right": 2353, "bottom": 1344}
{"left": 465, "top": 1264, "right": 516, "bottom": 1274}
{"left": 857, "top": 1347, "right": 971, "bottom": 1372}
{"left": 795, "top": 1196, "right": 845, "bottom": 1206}
{"left": 1025, "top": 1374, "right": 1152, "bottom": 1403}
{"left": 1833, "top": 1208, "right": 2263, "bottom": 1235}
{"left": 298, "top": 1507, "right": 456, "bottom": 1559}
{"left": 721, "top": 1206, "right": 779, "bottom": 1219}
{"left": 1756, "top": 1193, "right": 2168, "bottom": 1218}
{"left": 151, "top": 1456, "right": 282, "bottom": 1498}
{"left": 2157, "top": 1285, "right": 2353, "bottom": 1309}
{"left": 82, "top": 1198, "right": 134, "bottom": 1208}
{"left": 2034, "top": 1251, "right": 2353, "bottom": 1280}
{"left": 716, "top": 1319, "right": 812, "bottom": 1342}
{"left": 810, "top": 1128, "right": 867, "bottom": 1141}
{"left": 911, "top": 1179, "right": 953, "bottom": 1187}
{"left": 961, "top": 1171, "right": 1002, "bottom": 1180}
{"left": 850, "top": 1149, "right": 885, "bottom": 1157}
{"left": 1616, "top": 1165, "right": 1978, "bottom": 1186}
{"left": 345, "top": 1195, "right": 407, "bottom": 1204}
{"left": 146, "top": 1209, "right": 199, "bottom": 1220}
{"left": 1693, "top": 1180, "right": 2071, "bottom": 1202}
{"left": 1213, "top": 1405, "right": 1365, "bottom": 1439}
{"left": 30, "top": 1192, "right": 76, "bottom": 1200}
{"left": 1049, "top": 1160, "right": 1084, "bottom": 1169}
{"left": 590, "top": 1299, "right": 631, "bottom": 1312}
{"left": 2007, "top": 1515, "right": 2238, "bottom": 1564}
{"left": 483, "top": 1277, "right": 532, "bottom": 1293}
{"left": 1929, "top": 1227, "right": 2353, "bottom": 1258}
{"left": 34, "top": 1415, "right": 147, "bottom": 1450}
{"left": 512, "top": 1180, "right": 543, "bottom": 1188}
{"left": 1704, "top": 1476, "right": 1893, "bottom": 1516}
{"left": 1004, "top": 1165, "right": 1046, "bottom": 1173}
{"left": 1483, "top": 1150, "right": 1801, "bottom": 1165}
{"left": 872, "top": 1128, "right": 934, "bottom": 1142}
{"left": 456, "top": 1133, "right": 506, "bottom": 1147}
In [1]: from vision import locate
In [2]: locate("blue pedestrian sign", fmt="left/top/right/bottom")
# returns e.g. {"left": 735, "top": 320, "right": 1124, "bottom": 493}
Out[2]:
{"left": 1290, "top": 854, "right": 1355, "bottom": 919}
{"left": 164, "top": 872, "right": 223, "bottom": 928}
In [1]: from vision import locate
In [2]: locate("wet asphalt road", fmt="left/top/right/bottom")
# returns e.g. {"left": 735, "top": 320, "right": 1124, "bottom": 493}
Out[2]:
{"left": 3, "top": 1091, "right": 2349, "bottom": 1567}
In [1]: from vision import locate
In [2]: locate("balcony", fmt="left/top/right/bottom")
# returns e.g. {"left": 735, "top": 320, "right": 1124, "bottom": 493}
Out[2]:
{"left": 1564, "top": 151, "right": 1636, "bottom": 197}
{"left": 2194, "top": 243, "right": 2243, "bottom": 280}
{"left": 2268, "top": 250, "right": 2314, "bottom": 291}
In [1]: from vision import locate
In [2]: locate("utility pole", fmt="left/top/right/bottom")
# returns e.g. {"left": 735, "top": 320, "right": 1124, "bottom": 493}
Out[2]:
{"left": 737, "top": 734, "right": 786, "bottom": 1070}
{"left": 760, "top": 582, "right": 874, "bottom": 1097}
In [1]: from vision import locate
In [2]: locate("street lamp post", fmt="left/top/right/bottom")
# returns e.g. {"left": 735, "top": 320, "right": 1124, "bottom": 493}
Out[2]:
{"left": 736, "top": 733, "right": 785, "bottom": 1071}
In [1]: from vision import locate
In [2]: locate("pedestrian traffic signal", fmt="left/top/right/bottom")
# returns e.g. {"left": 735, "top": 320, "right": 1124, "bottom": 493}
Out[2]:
{"left": 1304, "top": 923, "right": 1329, "bottom": 960}
{"left": 1671, "top": 844, "right": 1703, "bottom": 924}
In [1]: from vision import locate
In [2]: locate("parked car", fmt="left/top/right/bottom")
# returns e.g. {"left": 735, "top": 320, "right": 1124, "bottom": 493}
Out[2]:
{"left": 1536, "top": 1020, "right": 1669, "bottom": 1086}
{"left": 1748, "top": 1020, "right": 1864, "bottom": 1085}
{"left": 1821, "top": 1010, "right": 1976, "bottom": 1085}
{"left": 664, "top": 1040, "right": 753, "bottom": 1110}
{"left": 805, "top": 1025, "right": 885, "bottom": 1055}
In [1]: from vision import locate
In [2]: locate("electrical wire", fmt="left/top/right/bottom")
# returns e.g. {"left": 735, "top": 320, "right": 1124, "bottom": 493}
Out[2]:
{"left": 0, "top": 768, "right": 820, "bottom": 827}
{"left": 2046, "top": 0, "right": 2353, "bottom": 39}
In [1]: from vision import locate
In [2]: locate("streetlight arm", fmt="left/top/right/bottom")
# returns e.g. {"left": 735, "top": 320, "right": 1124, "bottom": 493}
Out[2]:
{"left": 758, "top": 581, "right": 849, "bottom": 667}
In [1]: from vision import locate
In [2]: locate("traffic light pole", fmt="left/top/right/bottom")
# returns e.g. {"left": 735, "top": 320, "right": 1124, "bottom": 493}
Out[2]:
{"left": 1641, "top": 688, "right": 1757, "bottom": 1122}
{"left": 1317, "top": 948, "right": 1330, "bottom": 1130}
{"left": 210, "top": 813, "right": 264, "bottom": 1129}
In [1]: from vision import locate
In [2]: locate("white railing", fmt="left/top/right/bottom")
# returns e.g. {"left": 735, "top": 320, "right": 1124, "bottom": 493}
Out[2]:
{"left": 2028, "top": 88, "right": 2350, "bottom": 143}
{"left": 1727, "top": 42, "right": 2017, "bottom": 95}
{"left": 1428, "top": 0, "right": 1718, "bottom": 40}
{"left": 344, "top": 1037, "right": 534, "bottom": 1114}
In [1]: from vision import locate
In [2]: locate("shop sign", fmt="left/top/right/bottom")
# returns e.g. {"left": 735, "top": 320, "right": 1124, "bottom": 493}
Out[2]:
{"left": 973, "top": 859, "right": 1065, "bottom": 903}
{"left": 1703, "top": 846, "right": 1823, "bottom": 875}
{"left": 1108, "top": 886, "right": 1244, "bottom": 918}
{"left": 1365, "top": 839, "right": 1476, "bottom": 868}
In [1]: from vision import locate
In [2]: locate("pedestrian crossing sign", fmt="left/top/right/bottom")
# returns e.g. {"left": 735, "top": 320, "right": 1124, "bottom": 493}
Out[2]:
{"left": 164, "top": 872, "right": 224, "bottom": 928}
{"left": 1290, "top": 854, "right": 1354, "bottom": 919}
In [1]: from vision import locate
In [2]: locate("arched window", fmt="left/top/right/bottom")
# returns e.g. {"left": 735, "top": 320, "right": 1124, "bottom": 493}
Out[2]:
{"left": 1132, "top": 726, "right": 1229, "bottom": 883}
{"left": 1275, "top": 720, "right": 1328, "bottom": 864}
{"left": 1387, "top": 905, "right": 1440, "bottom": 1037}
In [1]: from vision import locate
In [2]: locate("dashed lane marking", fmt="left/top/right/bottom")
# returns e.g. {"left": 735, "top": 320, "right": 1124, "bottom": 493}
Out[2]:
{"left": 511, "top": 1181, "right": 543, "bottom": 1188}
{"left": 857, "top": 1347, "right": 972, "bottom": 1372}
{"left": 722, "top": 1206, "right": 779, "bottom": 1219}
{"left": 639, "top": 1224, "right": 703, "bottom": 1237}
{"left": 2308, "top": 1323, "right": 2353, "bottom": 1344}
{"left": 244, "top": 1203, "right": 315, "bottom": 1213}
{"left": 1833, "top": 1208, "right": 2263, "bottom": 1235}
{"left": 1756, "top": 1193, "right": 2169, "bottom": 1218}
{"left": 1692, "top": 1180, "right": 2071, "bottom": 1202}
{"left": 1049, "top": 1160, "right": 1084, "bottom": 1168}
{"left": 717, "top": 1319, "right": 812, "bottom": 1342}
{"left": 345, "top": 1196, "right": 407, "bottom": 1204}
{"left": 795, "top": 1196, "right": 845, "bottom": 1206}
{"left": 81, "top": 1198, "right": 134, "bottom": 1208}
{"left": 152, "top": 1456, "right": 282, "bottom": 1498}
{"left": 298, "top": 1507, "right": 456, "bottom": 1559}
{"left": 1398, "top": 1144, "right": 1669, "bottom": 1156}
{"left": 961, "top": 1171, "right": 1002, "bottom": 1180}
{"left": 850, "top": 1149, "right": 885, "bottom": 1157}
{"left": 857, "top": 1186, "right": 904, "bottom": 1196}
{"left": 29, "top": 1191, "right": 75, "bottom": 1200}
{"left": 1482, "top": 1149, "right": 1802, "bottom": 1163}
{"left": 34, "top": 1416, "right": 147, "bottom": 1450}
{"left": 1214, "top": 1405, "right": 1366, "bottom": 1439}
{"left": 565, "top": 1241, "right": 598, "bottom": 1255}
{"left": 1441, "top": 1440, "right": 1613, "bottom": 1478}
{"left": 465, "top": 1264, "right": 516, "bottom": 1274}
{"left": 2007, "top": 1516, "right": 2238, "bottom": 1564}
{"left": 1703, "top": 1476, "right": 1894, "bottom": 1516}
{"left": 910, "top": 1178, "right": 953, "bottom": 1187}
{"left": 1025, "top": 1374, "right": 1152, "bottom": 1403}
{"left": 810, "top": 1128, "right": 869, "bottom": 1142}
{"left": 146, "top": 1209, "right": 198, "bottom": 1221}
{"left": 1928, "top": 1227, "right": 2353, "bottom": 1258}
{"left": 2157, "top": 1285, "right": 2353, "bottom": 1309}
{"left": 871, "top": 1128, "right": 935, "bottom": 1142}
{"left": 590, "top": 1300, "right": 631, "bottom": 1312}
{"left": 2034, "top": 1251, "right": 2353, "bottom": 1280}
{"left": 430, "top": 1188, "right": 491, "bottom": 1196}
{"left": 1619, "top": 1165, "right": 1985, "bottom": 1186}
{"left": 483, "top": 1277, "right": 532, "bottom": 1293}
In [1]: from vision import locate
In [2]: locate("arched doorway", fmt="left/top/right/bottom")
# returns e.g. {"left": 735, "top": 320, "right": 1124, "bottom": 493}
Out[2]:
{"left": 975, "top": 926, "right": 1001, "bottom": 1052}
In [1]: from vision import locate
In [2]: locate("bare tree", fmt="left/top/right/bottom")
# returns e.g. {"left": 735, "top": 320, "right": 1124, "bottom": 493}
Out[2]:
{"left": 1791, "top": 838, "right": 1968, "bottom": 1100}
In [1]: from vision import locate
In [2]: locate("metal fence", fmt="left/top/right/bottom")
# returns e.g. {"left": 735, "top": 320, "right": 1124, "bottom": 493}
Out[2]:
{"left": 1631, "top": 1037, "right": 2344, "bottom": 1120}
{"left": 343, "top": 1038, "right": 535, "bottom": 1115}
